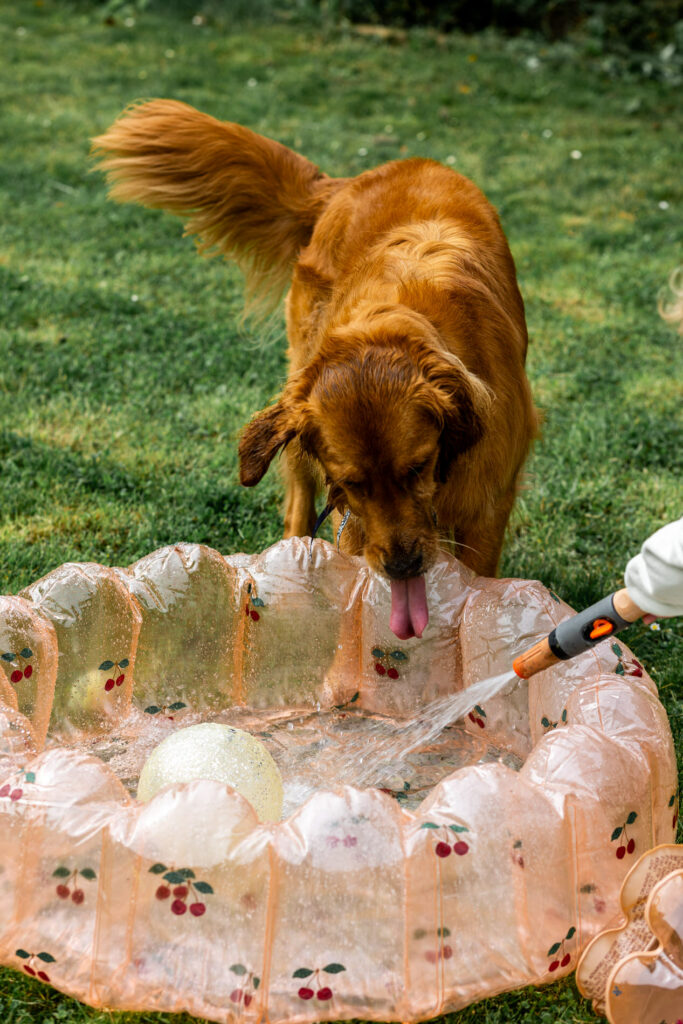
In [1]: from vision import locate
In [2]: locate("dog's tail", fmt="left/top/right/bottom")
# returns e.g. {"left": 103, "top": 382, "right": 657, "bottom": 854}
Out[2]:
{"left": 92, "top": 99, "right": 341, "bottom": 315}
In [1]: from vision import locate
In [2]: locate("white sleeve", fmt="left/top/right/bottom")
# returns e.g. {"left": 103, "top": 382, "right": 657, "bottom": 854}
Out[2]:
{"left": 624, "top": 518, "right": 683, "bottom": 617}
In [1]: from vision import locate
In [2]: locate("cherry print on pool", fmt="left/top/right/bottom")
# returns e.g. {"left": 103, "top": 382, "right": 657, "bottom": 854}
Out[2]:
{"left": 541, "top": 708, "right": 568, "bottom": 732}
{"left": 420, "top": 821, "right": 470, "bottom": 858}
{"left": 293, "top": 963, "right": 346, "bottom": 1002}
{"left": 547, "top": 926, "right": 576, "bottom": 972}
{"left": 0, "top": 767, "right": 36, "bottom": 802}
{"left": 53, "top": 865, "right": 96, "bottom": 905}
{"left": 612, "top": 642, "right": 644, "bottom": 678}
{"left": 144, "top": 701, "right": 187, "bottom": 721}
{"left": 245, "top": 584, "right": 265, "bottom": 622}
{"left": 333, "top": 691, "right": 360, "bottom": 713}
{"left": 99, "top": 657, "right": 129, "bottom": 693}
{"left": 580, "top": 882, "right": 607, "bottom": 915}
{"left": 611, "top": 812, "right": 638, "bottom": 859}
{"left": 1, "top": 648, "right": 34, "bottom": 685}
{"left": 15, "top": 948, "right": 55, "bottom": 983}
{"left": 371, "top": 646, "right": 408, "bottom": 679}
{"left": 228, "top": 963, "right": 260, "bottom": 1008}
{"left": 326, "top": 833, "right": 357, "bottom": 849}
{"left": 413, "top": 926, "right": 454, "bottom": 964}
{"left": 467, "top": 705, "right": 486, "bottom": 730}
{"left": 380, "top": 780, "right": 412, "bottom": 804}
{"left": 511, "top": 839, "right": 524, "bottom": 869}
{"left": 669, "top": 792, "right": 679, "bottom": 832}
{"left": 149, "top": 863, "right": 213, "bottom": 917}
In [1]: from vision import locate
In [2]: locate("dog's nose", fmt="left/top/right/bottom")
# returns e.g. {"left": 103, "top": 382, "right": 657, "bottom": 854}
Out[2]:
{"left": 383, "top": 549, "right": 424, "bottom": 580}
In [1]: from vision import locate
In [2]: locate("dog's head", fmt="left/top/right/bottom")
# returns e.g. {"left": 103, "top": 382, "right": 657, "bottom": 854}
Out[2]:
{"left": 238, "top": 307, "right": 492, "bottom": 637}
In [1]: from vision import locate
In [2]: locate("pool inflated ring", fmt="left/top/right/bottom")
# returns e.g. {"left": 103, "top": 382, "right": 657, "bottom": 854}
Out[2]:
{"left": 0, "top": 538, "right": 677, "bottom": 1021}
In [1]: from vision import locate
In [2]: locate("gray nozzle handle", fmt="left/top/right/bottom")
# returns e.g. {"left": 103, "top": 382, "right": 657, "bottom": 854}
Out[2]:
{"left": 548, "top": 592, "right": 633, "bottom": 660}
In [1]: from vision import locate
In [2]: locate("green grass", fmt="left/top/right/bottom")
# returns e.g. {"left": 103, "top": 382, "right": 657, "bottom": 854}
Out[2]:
{"left": 0, "top": 2, "right": 681, "bottom": 1022}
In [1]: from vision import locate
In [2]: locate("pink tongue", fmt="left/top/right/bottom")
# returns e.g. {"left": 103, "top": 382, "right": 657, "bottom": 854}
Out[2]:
{"left": 389, "top": 576, "right": 429, "bottom": 640}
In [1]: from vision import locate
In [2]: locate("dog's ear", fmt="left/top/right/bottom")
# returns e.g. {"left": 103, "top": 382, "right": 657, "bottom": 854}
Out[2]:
{"left": 238, "top": 401, "right": 296, "bottom": 486}
{"left": 418, "top": 351, "right": 493, "bottom": 483}
{"left": 238, "top": 361, "right": 324, "bottom": 486}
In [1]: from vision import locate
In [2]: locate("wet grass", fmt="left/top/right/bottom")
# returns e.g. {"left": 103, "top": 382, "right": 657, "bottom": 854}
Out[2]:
{"left": 0, "top": 2, "right": 681, "bottom": 1022}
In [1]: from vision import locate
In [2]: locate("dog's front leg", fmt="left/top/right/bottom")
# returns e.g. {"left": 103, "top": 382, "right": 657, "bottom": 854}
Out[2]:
{"left": 282, "top": 444, "right": 318, "bottom": 538}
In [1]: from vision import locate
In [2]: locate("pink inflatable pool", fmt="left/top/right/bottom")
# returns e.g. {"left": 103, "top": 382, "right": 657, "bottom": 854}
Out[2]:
{"left": 0, "top": 538, "right": 677, "bottom": 1021}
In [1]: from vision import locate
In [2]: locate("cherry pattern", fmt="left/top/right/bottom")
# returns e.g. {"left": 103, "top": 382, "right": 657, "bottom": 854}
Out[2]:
{"left": 293, "top": 962, "right": 346, "bottom": 1002}
{"left": 380, "top": 780, "right": 412, "bottom": 804}
{"left": 547, "top": 926, "right": 576, "bottom": 972}
{"left": 245, "top": 584, "right": 265, "bottom": 622}
{"left": 414, "top": 926, "right": 453, "bottom": 963}
{"left": 53, "top": 865, "right": 96, "bottom": 904}
{"left": 15, "top": 948, "right": 55, "bottom": 983}
{"left": 325, "top": 833, "right": 357, "bottom": 849}
{"left": 144, "top": 701, "right": 187, "bottom": 721}
{"left": 229, "top": 963, "right": 261, "bottom": 1008}
{"left": 149, "top": 863, "right": 214, "bottom": 916}
{"left": 541, "top": 708, "right": 568, "bottom": 731}
{"left": 1, "top": 648, "right": 35, "bottom": 684}
{"left": 581, "top": 882, "right": 607, "bottom": 915}
{"left": 332, "top": 691, "right": 360, "bottom": 713}
{"left": 512, "top": 839, "right": 524, "bottom": 868}
{"left": 421, "top": 820, "right": 470, "bottom": 857}
{"left": 467, "top": 705, "right": 486, "bottom": 729}
{"left": 611, "top": 811, "right": 638, "bottom": 859}
{"left": 99, "top": 657, "right": 129, "bottom": 693}
{"left": 371, "top": 646, "right": 407, "bottom": 679}
{"left": 612, "top": 643, "right": 644, "bottom": 678}
{"left": 669, "top": 792, "right": 679, "bottom": 833}
{"left": 0, "top": 767, "right": 36, "bottom": 802}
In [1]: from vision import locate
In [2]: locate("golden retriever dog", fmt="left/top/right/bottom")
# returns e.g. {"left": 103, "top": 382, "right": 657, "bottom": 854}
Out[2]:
{"left": 93, "top": 101, "right": 538, "bottom": 640}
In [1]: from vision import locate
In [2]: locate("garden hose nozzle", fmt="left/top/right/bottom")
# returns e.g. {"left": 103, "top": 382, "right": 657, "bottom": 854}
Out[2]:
{"left": 512, "top": 589, "right": 644, "bottom": 680}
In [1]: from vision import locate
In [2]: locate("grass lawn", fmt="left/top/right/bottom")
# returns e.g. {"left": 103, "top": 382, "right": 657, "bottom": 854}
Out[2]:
{"left": 0, "top": 1, "right": 681, "bottom": 1022}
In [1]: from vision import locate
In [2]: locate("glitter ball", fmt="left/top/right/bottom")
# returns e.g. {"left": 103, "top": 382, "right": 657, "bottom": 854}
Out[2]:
{"left": 658, "top": 201, "right": 670, "bottom": 210}
{"left": 137, "top": 723, "right": 284, "bottom": 821}
{"left": 570, "top": 150, "right": 583, "bottom": 160}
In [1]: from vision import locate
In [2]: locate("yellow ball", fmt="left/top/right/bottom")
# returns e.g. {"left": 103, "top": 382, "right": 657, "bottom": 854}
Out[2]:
{"left": 136, "top": 722, "right": 283, "bottom": 821}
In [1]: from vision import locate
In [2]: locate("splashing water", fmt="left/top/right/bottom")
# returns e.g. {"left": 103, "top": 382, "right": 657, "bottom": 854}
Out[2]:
{"left": 338, "top": 669, "right": 520, "bottom": 789}
{"left": 262, "top": 668, "right": 524, "bottom": 811}
{"left": 84, "top": 669, "right": 521, "bottom": 815}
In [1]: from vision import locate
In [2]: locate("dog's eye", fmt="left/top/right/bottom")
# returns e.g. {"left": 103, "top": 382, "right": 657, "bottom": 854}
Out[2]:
{"left": 408, "top": 460, "right": 429, "bottom": 477}
{"left": 342, "top": 479, "right": 364, "bottom": 492}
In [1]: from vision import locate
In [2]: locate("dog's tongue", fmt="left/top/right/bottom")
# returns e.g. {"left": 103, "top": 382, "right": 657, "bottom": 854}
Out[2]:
{"left": 389, "top": 576, "right": 429, "bottom": 640}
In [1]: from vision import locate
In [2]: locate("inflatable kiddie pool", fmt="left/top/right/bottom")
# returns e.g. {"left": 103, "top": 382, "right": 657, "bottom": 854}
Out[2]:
{"left": 0, "top": 538, "right": 677, "bottom": 1022}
